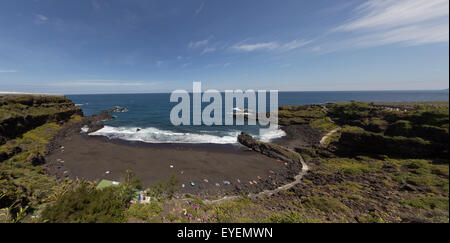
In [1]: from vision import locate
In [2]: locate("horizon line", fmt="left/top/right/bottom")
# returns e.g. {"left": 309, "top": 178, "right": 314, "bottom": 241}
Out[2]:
{"left": 1, "top": 88, "right": 449, "bottom": 96}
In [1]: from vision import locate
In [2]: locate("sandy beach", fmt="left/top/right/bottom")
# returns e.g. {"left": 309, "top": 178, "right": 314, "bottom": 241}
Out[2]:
{"left": 45, "top": 129, "right": 302, "bottom": 197}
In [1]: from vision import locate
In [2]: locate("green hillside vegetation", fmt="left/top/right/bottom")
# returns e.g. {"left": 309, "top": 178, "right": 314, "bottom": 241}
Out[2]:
{"left": 1, "top": 97, "right": 448, "bottom": 223}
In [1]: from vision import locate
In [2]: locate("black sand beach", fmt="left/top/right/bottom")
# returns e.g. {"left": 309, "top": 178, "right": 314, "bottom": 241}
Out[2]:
{"left": 45, "top": 131, "right": 303, "bottom": 197}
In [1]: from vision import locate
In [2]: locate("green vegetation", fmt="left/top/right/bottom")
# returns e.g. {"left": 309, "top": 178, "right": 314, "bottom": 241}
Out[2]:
{"left": 278, "top": 105, "right": 326, "bottom": 126}
{"left": 310, "top": 118, "right": 339, "bottom": 135}
{"left": 0, "top": 95, "right": 74, "bottom": 120}
{"left": 41, "top": 181, "right": 134, "bottom": 223}
{"left": 400, "top": 196, "right": 449, "bottom": 210}
{"left": 126, "top": 202, "right": 162, "bottom": 222}
{"left": 146, "top": 174, "right": 180, "bottom": 200}
{"left": 329, "top": 101, "right": 448, "bottom": 159}
{"left": 327, "top": 101, "right": 448, "bottom": 146}
{"left": 303, "top": 196, "right": 349, "bottom": 214}
{"left": 2, "top": 97, "right": 448, "bottom": 223}
{"left": 267, "top": 210, "right": 322, "bottom": 223}
{"left": 0, "top": 95, "right": 82, "bottom": 222}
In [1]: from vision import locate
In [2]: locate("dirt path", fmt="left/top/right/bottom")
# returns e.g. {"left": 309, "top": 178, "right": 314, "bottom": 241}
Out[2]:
{"left": 203, "top": 149, "right": 309, "bottom": 204}
{"left": 319, "top": 128, "right": 341, "bottom": 145}
{"left": 202, "top": 125, "right": 339, "bottom": 204}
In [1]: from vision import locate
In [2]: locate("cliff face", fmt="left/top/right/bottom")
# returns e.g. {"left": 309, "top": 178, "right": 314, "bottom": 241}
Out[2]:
{"left": 0, "top": 95, "right": 82, "bottom": 146}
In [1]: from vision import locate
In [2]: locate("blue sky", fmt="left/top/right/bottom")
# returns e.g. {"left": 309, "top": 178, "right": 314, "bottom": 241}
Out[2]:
{"left": 0, "top": 0, "right": 448, "bottom": 94}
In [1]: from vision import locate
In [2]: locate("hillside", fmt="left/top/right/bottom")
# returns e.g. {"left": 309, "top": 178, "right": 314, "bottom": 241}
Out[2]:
{"left": 0, "top": 95, "right": 83, "bottom": 221}
{"left": 0, "top": 97, "right": 448, "bottom": 223}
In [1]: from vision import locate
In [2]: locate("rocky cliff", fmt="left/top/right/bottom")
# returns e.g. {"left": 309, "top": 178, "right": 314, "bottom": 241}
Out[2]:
{"left": 0, "top": 95, "right": 83, "bottom": 146}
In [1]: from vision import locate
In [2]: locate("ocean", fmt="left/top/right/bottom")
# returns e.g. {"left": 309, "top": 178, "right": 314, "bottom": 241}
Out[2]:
{"left": 68, "top": 90, "right": 449, "bottom": 144}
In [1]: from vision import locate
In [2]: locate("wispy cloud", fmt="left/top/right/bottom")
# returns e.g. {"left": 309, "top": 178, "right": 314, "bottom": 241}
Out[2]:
{"left": 52, "top": 80, "right": 147, "bottom": 87}
{"left": 156, "top": 60, "right": 167, "bottom": 68}
{"left": 280, "top": 40, "right": 313, "bottom": 51}
{"left": 195, "top": 2, "right": 205, "bottom": 16}
{"left": 231, "top": 42, "right": 280, "bottom": 52}
{"left": 231, "top": 39, "right": 312, "bottom": 52}
{"left": 34, "top": 14, "right": 49, "bottom": 24}
{"left": 204, "top": 62, "right": 231, "bottom": 69}
{"left": 188, "top": 39, "right": 209, "bottom": 49}
{"left": 333, "top": 0, "right": 449, "bottom": 47}
{"left": 181, "top": 63, "right": 192, "bottom": 68}
{"left": 202, "top": 47, "right": 216, "bottom": 54}
{"left": 0, "top": 70, "right": 18, "bottom": 73}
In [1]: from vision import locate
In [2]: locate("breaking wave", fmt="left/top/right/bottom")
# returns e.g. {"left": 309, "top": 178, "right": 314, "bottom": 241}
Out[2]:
{"left": 88, "top": 126, "right": 285, "bottom": 144}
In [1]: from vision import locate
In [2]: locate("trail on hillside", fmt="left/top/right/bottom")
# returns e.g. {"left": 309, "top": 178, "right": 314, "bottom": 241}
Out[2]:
{"left": 319, "top": 128, "right": 341, "bottom": 145}
{"left": 203, "top": 151, "right": 309, "bottom": 204}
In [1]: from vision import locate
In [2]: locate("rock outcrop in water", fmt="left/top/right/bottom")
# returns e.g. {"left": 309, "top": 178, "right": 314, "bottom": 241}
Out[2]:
{"left": 84, "top": 110, "right": 115, "bottom": 133}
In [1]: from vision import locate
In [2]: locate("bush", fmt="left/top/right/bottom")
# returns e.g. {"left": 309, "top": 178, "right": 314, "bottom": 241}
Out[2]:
{"left": 40, "top": 182, "right": 134, "bottom": 223}
{"left": 386, "top": 120, "right": 412, "bottom": 137}
{"left": 146, "top": 174, "right": 179, "bottom": 200}
{"left": 126, "top": 202, "right": 162, "bottom": 221}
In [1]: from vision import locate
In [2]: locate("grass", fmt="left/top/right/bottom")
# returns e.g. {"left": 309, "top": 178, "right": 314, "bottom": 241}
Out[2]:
{"left": 320, "top": 157, "right": 383, "bottom": 175}
{"left": 278, "top": 105, "right": 326, "bottom": 125}
{"left": 0, "top": 95, "right": 83, "bottom": 220}
{"left": 400, "top": 196, "right": 449, "bottom": 210}
{"left": 310, "top": 118, "right": 339, "bottom": 135}
{"left": 0, "top": 95, "right": 75, "bottom": 121}
{"left": 266, "top": 210, "right": 323, "bottom": 223}
{"left": 303, "top": 197, "right": 349, "bottom": 214}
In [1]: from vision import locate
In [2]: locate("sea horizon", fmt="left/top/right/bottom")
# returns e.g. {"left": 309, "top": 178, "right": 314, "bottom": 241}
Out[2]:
{"left": 68, "top": 90, "right": 449, "bottom": 145}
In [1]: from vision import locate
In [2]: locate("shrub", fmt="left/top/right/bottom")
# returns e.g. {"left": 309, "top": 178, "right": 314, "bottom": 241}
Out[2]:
{"left": 126, "top": 202, "right": 162, "bottom": 221}
{"left": 40, "top": 181, "right": 134, "bottom": 223}
{"left": 400, "top": 197, "right": 449, "bottom": 210}
{"left": 303, "top": 197, "right": 349, "bottom": 214}
{"left": 386, "top": 120, "right": 412, "bottom": 137}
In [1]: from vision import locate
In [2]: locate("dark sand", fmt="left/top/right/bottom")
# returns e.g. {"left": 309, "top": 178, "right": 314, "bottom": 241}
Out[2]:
{"left": 45, "top": 133, "right": 301, "bottom": 196}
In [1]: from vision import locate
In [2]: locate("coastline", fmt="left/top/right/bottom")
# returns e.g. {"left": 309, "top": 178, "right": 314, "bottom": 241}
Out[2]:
{"left": 44, "top": 126, "right": 303, "bottom": 198}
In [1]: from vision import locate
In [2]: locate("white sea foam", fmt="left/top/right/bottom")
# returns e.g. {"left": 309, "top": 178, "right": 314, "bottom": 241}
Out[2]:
{"left": 259, "top": 128, "right": 287, "bottom": 142}
{"left": 88, "top": 126, "right": 286, "bottom": 144}
{"left": 89, "top": 126, "right": 240, "bottom": 144}
{"left": 80, "top": 125, "right": 89, "bottom": 133}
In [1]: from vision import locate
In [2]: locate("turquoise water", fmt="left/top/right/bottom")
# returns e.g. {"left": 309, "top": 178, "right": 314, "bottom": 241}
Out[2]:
{"left": 68, "top": 90, "right": 449, "bottom": 144}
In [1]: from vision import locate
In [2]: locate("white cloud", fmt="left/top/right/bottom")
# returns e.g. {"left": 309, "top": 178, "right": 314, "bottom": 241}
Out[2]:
{"left": 188, "top": 39, "right": 209, "bottom": 49}
{"left": 181, "top": 63, "right": 192, "bottom": 68}
{"left": 231, "top": 42, "right": 280, "bottom": 52}
{"left": 34, "top": 14, "right": 49, "bottom": 24}
{"left": 202, "top": 47, "right": 216, "bottom": 54}
{"left": 52, "top": 80, "right": 146, "bottom": 87}
{"left": 231, "top": 39, "right": 312, "bottom": 52}
{"left": 333, "top": 0, "right": 449, "bottom": 47}
{"left": 356, "top": 23, "right": 449, "bottom": 47}
{"left": 195, "top": 2, "right": 205, "bottom": 16}
{"left": 280, "top": 40, "right": 313, "bottom": 51}
{"left": 335, "top": 0, "right": 448, "bottom": 31}
{"left": 0, "top": 70, "right": 17, "bottom": 73}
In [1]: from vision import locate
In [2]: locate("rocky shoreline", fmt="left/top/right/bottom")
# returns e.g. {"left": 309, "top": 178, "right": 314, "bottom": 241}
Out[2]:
{"left": 2, "top": 96, "right": 448, "bottom": 223}
{"left": 43, "top": 109, "right": 306, "bottom": 198}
